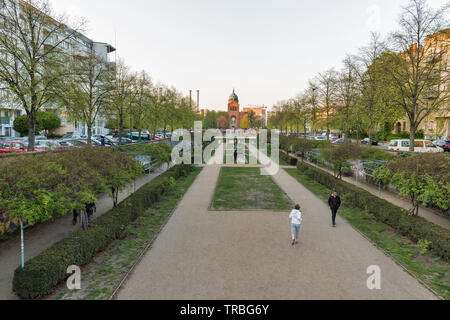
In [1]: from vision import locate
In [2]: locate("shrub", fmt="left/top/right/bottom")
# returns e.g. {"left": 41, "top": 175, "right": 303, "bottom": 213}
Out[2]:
{"left": 0, "top": 148, "right": 143, "bottom": 231}
{"left": 12, "top": 164, "right": 196, "bottom": 299}
{"left": 280, "top": 152, "right": 298, "bottom": 166}
{"left": 373, "top": 153, "right": 450, "bottom": 215}
{"left": 297, "top": 162, "right": 450, "bottom": 262}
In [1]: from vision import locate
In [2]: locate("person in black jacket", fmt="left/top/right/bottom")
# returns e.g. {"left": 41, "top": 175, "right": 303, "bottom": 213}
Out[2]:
{"left": 328, "top": 191, "right": 341, "bottom": 227}
{"left": 86, "top": 203, "right": 97, "bottom": 224}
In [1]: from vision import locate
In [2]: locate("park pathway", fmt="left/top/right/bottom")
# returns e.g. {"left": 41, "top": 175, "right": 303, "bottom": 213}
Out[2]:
{"left": 0, "top": 162, "right": 173, "bottom": 300}
{"left": 117, "top": 145, "right": 437, "bottom": 300}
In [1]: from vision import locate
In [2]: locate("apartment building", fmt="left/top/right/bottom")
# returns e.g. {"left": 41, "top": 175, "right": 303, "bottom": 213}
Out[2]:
{"left": 242, "top": 105, "right": 267, "bottom": 125}
{"left": 395, "top": 28, "right": 450, "bottom": 140}
{"left": 0, "top": 0, "right": 115, "bottom": 138}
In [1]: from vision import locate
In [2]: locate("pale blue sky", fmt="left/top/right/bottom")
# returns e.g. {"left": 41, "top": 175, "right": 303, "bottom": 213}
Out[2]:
{"left": 51, "top": 0, "right": 448, "bottom": 111}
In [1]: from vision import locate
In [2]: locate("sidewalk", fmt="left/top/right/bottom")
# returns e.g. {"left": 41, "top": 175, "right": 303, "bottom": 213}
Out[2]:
{"left": 286, "top": 151, "right": 450, "bottom": 230}
{"left": 0, "top": 162, "right": 172, "bottom": 300}
{"left": 117, "top": 146, "right": 436, "bottom": 300}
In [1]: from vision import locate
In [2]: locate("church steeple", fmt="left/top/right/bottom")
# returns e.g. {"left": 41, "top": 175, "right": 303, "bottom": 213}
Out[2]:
{"left": 229, "top": 89, "right": 239, "bottom": 102}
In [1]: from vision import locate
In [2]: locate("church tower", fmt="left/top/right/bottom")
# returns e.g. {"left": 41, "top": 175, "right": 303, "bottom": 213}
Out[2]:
{"left": 228, "top": 89, "right": 240, "bottom": 129}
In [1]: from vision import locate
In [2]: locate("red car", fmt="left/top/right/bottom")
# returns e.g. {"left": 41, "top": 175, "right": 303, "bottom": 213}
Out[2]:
{"left": 0, "top": 141, "right": 44, "bottom": 154}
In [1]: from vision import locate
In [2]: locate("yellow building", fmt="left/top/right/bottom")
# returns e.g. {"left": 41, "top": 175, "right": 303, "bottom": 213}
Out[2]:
{"left": 395, "top": 28, "right": 450, "bottom": 140}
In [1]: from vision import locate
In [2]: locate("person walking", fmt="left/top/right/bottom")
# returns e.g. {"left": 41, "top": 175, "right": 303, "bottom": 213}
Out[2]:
{"left": 72, "top": 209, "right": 79, "bottom": 226}
{"left": 85, "top": 202, "right": 97, "bottom": 224}
{"left": 328, "top": 191, "right": 341, "bottom": 227}
{"left": 289, "top": 204, "right": 303, "bottom": 246}
{"left": 100, "top": 136, "right": 106, "bottom": 147}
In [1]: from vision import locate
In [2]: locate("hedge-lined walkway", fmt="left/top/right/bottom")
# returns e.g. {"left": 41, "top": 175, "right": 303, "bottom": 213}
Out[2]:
{"left": 117, "top": 148, "right": 436, "bottom": 299}
{"left": 0, "top": 162, "right": 173, "bottom": 300}
{"left": 284, "top": 151, "right": 450, "bottom": 230}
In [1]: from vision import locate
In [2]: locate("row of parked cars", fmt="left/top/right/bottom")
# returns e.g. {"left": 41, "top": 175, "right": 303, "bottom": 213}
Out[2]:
{"left": 302, "top": 134, "right": 353, "bottom": 145}
{"left": 0, "top": 131, "right": 173, "bottom": 154}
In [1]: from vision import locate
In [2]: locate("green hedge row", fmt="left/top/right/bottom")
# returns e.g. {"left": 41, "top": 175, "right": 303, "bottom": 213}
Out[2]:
{"left": 297, "top": 162, "right": 450, "bottom": 262}
{"left": 280, "top": 152, "right": 298, "bottom": 166}
{"left": 12, "top": 164, "right": 196, "bottom": 299}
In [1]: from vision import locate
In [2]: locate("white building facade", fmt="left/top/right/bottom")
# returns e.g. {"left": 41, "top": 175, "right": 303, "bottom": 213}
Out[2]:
{"left": 0, "top": 0, "right": 115, "bottom": 138}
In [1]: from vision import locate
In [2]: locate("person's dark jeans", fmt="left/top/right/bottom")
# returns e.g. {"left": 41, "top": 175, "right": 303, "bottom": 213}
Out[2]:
{"left": 87, "top": 212, "right": 94, "bottom": 223}
{"left": 331, "top": 208, "right": 338, "bottom": 226}
{"left": 72, "top": 210, "right": 78, "bottom": 225}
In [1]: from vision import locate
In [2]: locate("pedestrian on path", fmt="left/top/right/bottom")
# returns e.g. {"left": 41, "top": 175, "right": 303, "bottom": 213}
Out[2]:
{"left": 289, "top": 204, "right": 303, "bottom": 246}
{"left": 72, "top": 209, "right": 78, "bottom": 225}
{"left": 328, "top": 191, "right": 341, "bottom": 227}
{"left": 86, "top": 202, "right": 97, "bottom": 224}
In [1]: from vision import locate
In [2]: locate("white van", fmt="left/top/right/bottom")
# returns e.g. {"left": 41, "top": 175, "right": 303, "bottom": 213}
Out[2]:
{"left": 388, "top": 139, "right": 443, "bottom": 153}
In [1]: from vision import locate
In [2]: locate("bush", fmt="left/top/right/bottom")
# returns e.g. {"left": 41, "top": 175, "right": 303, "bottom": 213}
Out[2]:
{"left": 297, "top": 162, "right": 450, "bottom": 262}
{"left": 373, "top": 153, "right": 450, "bottom": 214}
{"left": 280, "top": 152, "right": 298, "bottom": 166}
{"left": 117, "top": 142, "right": 172, "bottom": 166}
{"left": 12, "top": 164, "right": 196, "bottom": 299}
{"left": 0, "top": 148, "right": 143, "bottom": 231}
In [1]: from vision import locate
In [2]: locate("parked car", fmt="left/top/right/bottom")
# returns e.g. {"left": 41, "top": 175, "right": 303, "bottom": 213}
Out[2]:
{"left": 388, "top": 139, "right": 443, "bottom": 153}
{"left": 433, "top": 140, "right": 450, "bottom": 152}
{"left": 111, "top": 137, "right": 135, "bottom": 145}
{"left": 93, "top": 135, "right": 116, "bottom": 146}
{"left": 361, "top": 138, "right": 379, "bottom": 146}
{"left": 443, "top": 141, "right": 450, "bottom": 152}
{"left": 332, "top": 138, "right": 352, "bottom": 144}
{"left": 65, "top": 139, "right": 89, "bottom": 148}
{"left": 57, "top": 140, "right": 75, "bottom": 148}
{"left": 62, "top": 134, "right": 82, "bottom": 141}
{"left": 35, "top": 140, "right": 65, "bottom": 151}
{"left": 0, "top": 141, "right": 44, "bottom": 153}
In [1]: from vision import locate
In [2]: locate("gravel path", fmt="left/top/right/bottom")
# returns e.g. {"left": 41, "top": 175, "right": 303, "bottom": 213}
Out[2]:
{"left": 117, "top": 145, "right": 437, "bottom": 300}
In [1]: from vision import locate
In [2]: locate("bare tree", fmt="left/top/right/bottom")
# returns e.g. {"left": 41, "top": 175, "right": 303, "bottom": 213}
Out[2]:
{"left": 59, "top": 52, "right": 113, "bottom": 145}
{"left": 352, "top": 33, "right": 386, "bottom": 146}
{"left": 335, "top": 57, "right": 360, "bottom": 139}
{"left": 0, "top": 0, "right": 85, "bottom": 150}
{"left": 305, "top": 81, "right": 320, "bottom": 136}
{"left": 109, "top": 60, "right": 136, "bottom": 145}
{"left": 316, "top": 69, "right": 338, "bottom": 140}
{"left": 131, "top": 70, "right": 152, "bottom": 142}
{"left": 386, "top": 0, "right": 449, "bottom": 151}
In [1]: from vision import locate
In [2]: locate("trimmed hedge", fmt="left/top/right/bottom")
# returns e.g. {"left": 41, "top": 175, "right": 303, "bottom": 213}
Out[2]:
{"left": 12, "top": 164, "right": 196, "bottom": 299}
{"left": 297, "top": 162, "right": 450, "bottom": 262}
{"left": 280, "top": 152, "right": 298, "bottom": 166}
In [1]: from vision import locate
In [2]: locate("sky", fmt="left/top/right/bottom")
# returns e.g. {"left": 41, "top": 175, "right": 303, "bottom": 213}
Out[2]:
{"left": 50, "top": 0, "right": 448, "bottom": 111}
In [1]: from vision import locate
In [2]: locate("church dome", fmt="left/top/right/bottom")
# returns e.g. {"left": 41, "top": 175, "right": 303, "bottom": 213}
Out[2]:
{"left": 229, "top": 90, "right": 239, "bottom": 102}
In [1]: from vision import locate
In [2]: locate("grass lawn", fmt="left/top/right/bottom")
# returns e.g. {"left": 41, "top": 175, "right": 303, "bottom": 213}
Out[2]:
{"left": 50, "top": 167, "right": 202, "bottom": 300}
{"left": 212, "top": 167, "right": 293, "bottom": 211}
{"left": 285, "top": 168, "right": 450, "bottom": 300}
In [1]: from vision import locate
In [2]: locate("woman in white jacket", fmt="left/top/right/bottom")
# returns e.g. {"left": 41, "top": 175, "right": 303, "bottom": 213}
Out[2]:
{"left": 289, "top": 204, "right": 303, "bottom": 246}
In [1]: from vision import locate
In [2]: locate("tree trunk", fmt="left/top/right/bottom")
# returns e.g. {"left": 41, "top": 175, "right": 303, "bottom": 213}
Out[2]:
{"left": 119, "top": 115, "right": 123, "bottom": 146}
{"left": 27, "top": 111, "right": 37, "bottom": 152}
{"left": 409, "top": 123, "right": 416, "bottom": 152}
{"left": 87, "top": 125, "right": 92, "bottom": 146}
